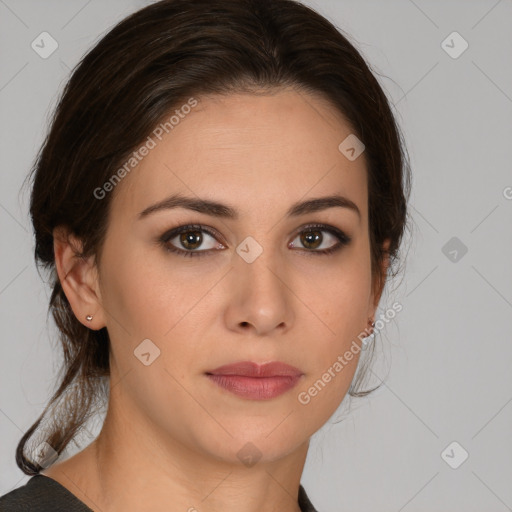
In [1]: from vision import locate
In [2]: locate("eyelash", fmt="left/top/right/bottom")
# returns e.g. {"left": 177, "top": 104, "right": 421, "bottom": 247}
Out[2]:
{"left": 158, "top": 223, "right": 352, "bottom": 258}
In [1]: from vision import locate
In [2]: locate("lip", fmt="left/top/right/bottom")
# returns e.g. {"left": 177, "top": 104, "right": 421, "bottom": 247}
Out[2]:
{"left": 205, "top": 361, "right": 304, "bottom": 400}
{"left": 206, "top": 361, "right": 303, "bottom": 377}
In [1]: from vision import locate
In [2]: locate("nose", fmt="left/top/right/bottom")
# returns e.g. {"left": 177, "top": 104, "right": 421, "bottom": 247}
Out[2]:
{"left": 223, "top": 245, "right": 295, "bottom": 336}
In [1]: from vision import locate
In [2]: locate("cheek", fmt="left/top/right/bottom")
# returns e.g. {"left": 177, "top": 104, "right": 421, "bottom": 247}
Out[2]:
{"left": 98, "top": 244, "right": 202, "bottom": 412}
{"left": 294, "top": 250, "right": 372, "bottom": 409}
{"left": 99, "top": 238, "right": 185, "bottom": 337}
{"left": 304, "top": 251, "right": 372, "bottom": 340}
{"left": 98, "top": 240, "right": 224, "bottom": 385}
{"left": 295, "top": 295, "right": 366, "bottom": 423}
{"left": 294, "top": 354, "right": 359, "bottom": 430}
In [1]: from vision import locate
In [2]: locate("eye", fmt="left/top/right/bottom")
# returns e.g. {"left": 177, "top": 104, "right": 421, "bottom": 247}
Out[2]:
{"left": 289, "top": 223, "right": 351, "bottom": 255}
{"left": 159, "top": 224, "right": 225, "bottom": 258}
{"left": 158, "top": 223, "right": 351, "bottom": 258}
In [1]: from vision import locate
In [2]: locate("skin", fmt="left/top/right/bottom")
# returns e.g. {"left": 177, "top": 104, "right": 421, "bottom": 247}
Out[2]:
{"left": 43, "top": 87, "right": 389, "bottom": 512}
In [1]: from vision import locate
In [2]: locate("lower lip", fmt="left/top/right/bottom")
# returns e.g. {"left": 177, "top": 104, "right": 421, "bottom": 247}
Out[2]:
{"left": 206, "top": 374, "right": 302, "bottom": 400}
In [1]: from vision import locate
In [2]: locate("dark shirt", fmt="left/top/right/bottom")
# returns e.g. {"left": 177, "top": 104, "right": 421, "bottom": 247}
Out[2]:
{"left": 0, "top": 474, "right": 319, "bottom": 511}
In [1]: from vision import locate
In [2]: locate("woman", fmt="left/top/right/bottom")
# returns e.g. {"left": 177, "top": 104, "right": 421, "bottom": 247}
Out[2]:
{"left": 0, "top": 0, "right": 411, "bottom": 510}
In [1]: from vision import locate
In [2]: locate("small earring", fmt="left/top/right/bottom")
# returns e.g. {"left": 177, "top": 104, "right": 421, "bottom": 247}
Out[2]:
{"left": 86, "top": 315, "right": 93, "bottom": 321}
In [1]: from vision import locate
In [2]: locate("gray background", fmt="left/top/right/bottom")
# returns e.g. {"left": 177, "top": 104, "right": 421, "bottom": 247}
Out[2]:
{"left": 1, "top": 1, "right": 511, "bottom": 511}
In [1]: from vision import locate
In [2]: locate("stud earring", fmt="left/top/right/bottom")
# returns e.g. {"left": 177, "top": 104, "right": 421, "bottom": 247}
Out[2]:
{"left": 86, "top": 315, "right": 93, "bottom": 321}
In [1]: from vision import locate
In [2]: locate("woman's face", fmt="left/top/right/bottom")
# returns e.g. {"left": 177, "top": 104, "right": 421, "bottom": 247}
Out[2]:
{"left": 92, "top": 87, "right": 384, "bottom": 465}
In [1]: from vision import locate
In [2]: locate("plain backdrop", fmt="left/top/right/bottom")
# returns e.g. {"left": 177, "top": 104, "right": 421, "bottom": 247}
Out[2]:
{"left": 1, "top": 1, "right": 511, "bottom": 511}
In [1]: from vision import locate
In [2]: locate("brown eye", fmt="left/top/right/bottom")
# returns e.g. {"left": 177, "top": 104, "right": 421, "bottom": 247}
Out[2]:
{"left": 300, "top": 229, "right": 323, "bottom": 250}
{"left": 159, "top": 224, "right": 225, "bottom": 258}
{"left": 289, "top": 224, "right": 350, "bottom": 255}
{"left": 179, "top": 230, "right": 203, "bottom": 250}
{"left": 159, "top": 223, "right": 350, "bottom": 259}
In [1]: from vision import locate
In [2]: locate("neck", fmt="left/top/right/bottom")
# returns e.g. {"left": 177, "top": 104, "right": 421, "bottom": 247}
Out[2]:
{"left": 92, "top": 413, "right": 307, "bottom": 511}
{"left": 71, "top": 378, "right": 309, "bottom": 512}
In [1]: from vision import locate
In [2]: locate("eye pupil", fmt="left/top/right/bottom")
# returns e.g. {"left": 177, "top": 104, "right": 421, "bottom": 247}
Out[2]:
{"left": 301, "top": 230, "right": 322, "bottom": 249}
{"left": 181, "top": 230, "right": 202, "bottom": 249}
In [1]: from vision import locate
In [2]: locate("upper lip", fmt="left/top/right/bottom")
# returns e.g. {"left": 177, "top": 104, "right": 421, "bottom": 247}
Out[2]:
{"left": 206, "top": 361, "right": 303, "bottom": 378}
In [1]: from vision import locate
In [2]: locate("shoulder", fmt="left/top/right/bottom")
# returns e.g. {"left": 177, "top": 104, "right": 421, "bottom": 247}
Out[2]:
{"left": 0, "top": 474, "right": 93, "bottom": 512}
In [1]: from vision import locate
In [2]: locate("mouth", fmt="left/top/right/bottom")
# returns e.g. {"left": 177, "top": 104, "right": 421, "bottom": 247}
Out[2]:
{"left": 205, "top": 361, "right": 304, "bottom": 400}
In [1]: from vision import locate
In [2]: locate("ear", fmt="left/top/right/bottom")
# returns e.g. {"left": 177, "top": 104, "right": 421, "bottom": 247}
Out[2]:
{"left": 53, "top": 225, "right": 105, "bottom": 330}
{"left": 368, "top": 238, "right": 391, "bottom": 322}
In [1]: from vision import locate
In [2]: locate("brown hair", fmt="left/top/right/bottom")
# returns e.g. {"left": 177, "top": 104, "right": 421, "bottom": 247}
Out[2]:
{"left": 17, "top": 0, "right": 411, "bottom": 475}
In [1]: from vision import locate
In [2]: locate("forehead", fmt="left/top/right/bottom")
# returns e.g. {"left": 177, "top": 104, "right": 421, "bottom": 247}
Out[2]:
{"left": 111, "top": 88, "right": 368, "bottom": 223}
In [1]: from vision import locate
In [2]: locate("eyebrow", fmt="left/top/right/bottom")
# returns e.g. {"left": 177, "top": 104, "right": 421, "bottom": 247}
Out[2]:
{"left": 138, "top": 193, "right": 361, "bottom": 221}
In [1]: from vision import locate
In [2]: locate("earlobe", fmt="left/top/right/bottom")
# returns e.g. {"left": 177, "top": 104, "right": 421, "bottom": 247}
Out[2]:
{"left": 53, "top": 226, "right": 105, "bottom": 330}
